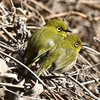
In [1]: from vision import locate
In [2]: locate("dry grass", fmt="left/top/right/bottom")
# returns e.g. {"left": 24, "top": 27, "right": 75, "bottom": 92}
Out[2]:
{"left": 0, "top": 0, "right": 100, "bottom": 100}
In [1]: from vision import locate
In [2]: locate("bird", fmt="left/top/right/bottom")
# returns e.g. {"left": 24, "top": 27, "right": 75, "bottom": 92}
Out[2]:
{"left": 25, "top": 19, "right": 71, "bottom": 65}
{"left": 36, "top": 34, "right": 83, "bottom": 76}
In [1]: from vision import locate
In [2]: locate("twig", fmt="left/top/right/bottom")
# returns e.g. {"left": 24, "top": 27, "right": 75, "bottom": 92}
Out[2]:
{"left": 0, "top": 41, "right": 15, "bottom": 52}
{"left": 0, "top": 23, "right": 14, "bottom": 28}
{"left": 83, "top": 62, "right": 100, "bottom": 70}
{"left": 26, "top": 26, "right": 41, "bottom": 29}
{"left": 28, "top": 0, "right": 54, "bottom": 14}
{"left": 67, "top": 75, "right": 100, "bottom": 100}
{"left": 9, "top": 0, "right": 14, "bottom": 8}
{"left": 0, "top": 50, "right": 57, "bottom": 99}
{"left": 0, "top": 50, "right": 46, "bottom": 87}
{"left": 1, "top": 27, "right": 17, "bottom": 42}
{"left": 46, "top": 11, "right": 87, "bottom": 19}
{"left": 0, "top": 82, "right": 24, "bottom": 89}
{"left": 84, "top": 3, "right": 100, "bottom": 10}
{"left": 93, "top": 36, "right": 100, "bottom": 43}
{"left": 94, "top": 16, "right": 100, "bottom": 21}
{"left": 3, "top": 86, "right": 19, "bottom": 96}
{"left": 81, "top": 78, "right": 100, "bottom": 85}
{"left": 0, "top": 4, "right": 7, "bottom": 14}
{"left": 45, "top": 11, "right": 100, "bottom": 22}
{"left": 57, "top": 81, "right": 86, "bottom": 100}
{"left": 78, "top": 54, "right": 92, "bottom": 66}
{"left": 63, "top": 11, "right": 73, "bottom": 21}
{"left": 82, "top": 46, "right": 100, "bottom": 55}
{"left": 22, "top": 1, "right": 45, "bottom": 25}
{"left": 46, "top": 12, "right": 70, "bottom": 19}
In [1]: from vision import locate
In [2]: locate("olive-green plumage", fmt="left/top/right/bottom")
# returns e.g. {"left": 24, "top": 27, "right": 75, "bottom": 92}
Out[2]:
{"left": 37, "top": 34, "right": 83, "bottom": 76}
{"left": 26, "top": 19, "right": 70, "bottom": 65}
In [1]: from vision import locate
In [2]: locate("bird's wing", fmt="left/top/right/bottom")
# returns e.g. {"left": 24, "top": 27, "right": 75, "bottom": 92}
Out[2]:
{"left": 32, "top": 47, "right": 54, "bottom": 63}
{"left": 26, "top": 27, "right": 54, "bottom": 65}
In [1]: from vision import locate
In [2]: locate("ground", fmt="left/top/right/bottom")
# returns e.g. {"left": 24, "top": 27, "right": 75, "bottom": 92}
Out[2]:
{"left": 0, "top": 0, "right": 100, "bottom": 100}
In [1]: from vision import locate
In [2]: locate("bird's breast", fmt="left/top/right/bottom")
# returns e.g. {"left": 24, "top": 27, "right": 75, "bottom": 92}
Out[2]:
{"left": 55, "top": 60, "right": 76, "bottom": 74}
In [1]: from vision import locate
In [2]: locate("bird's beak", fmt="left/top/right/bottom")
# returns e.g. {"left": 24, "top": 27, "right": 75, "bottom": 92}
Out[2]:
{"left": 65, "top": 29, "right": 72, "bottom": 33}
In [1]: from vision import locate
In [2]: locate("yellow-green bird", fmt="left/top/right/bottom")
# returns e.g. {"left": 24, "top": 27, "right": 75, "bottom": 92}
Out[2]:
{"left": 36, "top": 34, "right": 83, "bottom": 76}
{"left": 26, "top": 19, "right": 71, "bottom": 65}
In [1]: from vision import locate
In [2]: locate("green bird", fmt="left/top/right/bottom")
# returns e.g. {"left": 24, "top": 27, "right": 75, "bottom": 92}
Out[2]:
{"left": 36, "top": 34, "right": 83, "bottom": 76}
{"left": 26, "top": 19, "right": 71, "bottom": 65}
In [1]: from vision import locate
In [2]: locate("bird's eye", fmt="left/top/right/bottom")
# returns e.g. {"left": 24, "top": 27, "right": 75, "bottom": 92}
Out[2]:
{"left": 57, "top": 27, "right": 61, "bottom": 32}
{"left": 74, "top": 42, "right": 79, "bottom": 47}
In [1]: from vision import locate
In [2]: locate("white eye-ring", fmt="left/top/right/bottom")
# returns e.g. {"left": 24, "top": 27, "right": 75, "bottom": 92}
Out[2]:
{"left": 57, "top": 27, "right": 61, "bottom": 32}
{"left": 74, "top": 42, "right": 79, "bottom": 47}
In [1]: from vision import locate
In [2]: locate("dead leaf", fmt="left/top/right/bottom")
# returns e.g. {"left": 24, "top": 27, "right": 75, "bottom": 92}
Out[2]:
{"left": 0, "top": 58, "right": 9, "bottom": 74}
{"left": 0, "top": 73, "right": 19, "bottom": 81}
{"left": 24, "top": 80, "right": 43, "bottom": 98}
